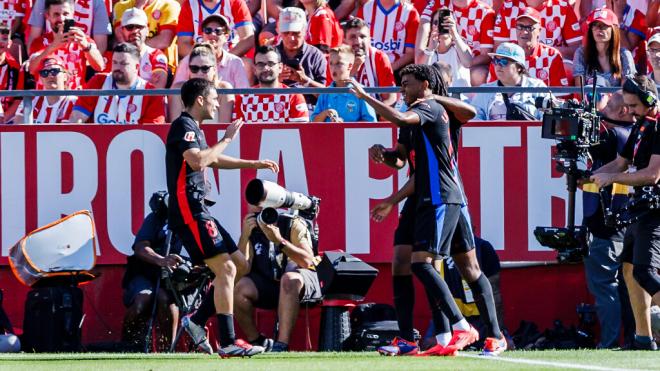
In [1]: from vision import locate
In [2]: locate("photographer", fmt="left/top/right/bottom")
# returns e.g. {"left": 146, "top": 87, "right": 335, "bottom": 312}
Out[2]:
{"left": 589, "top": 75, "right": 660, "bottom": 351}
{"left": 582, "top": 92, "right": 634, "bottom": 349}
{"left": 121, "top": 191, "right": 185, "bottom": 352}
{"left": 233, "top": 206, "right": 320, "bottom": 352}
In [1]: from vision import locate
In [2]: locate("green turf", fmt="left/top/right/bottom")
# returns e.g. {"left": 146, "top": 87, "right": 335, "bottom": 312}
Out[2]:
{"left": 0, "top": 350, "right": 658, "bottom": 371}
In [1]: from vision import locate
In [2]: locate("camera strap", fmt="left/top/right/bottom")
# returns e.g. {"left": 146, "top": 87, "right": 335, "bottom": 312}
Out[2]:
{"left": 632, "top": 120, "right": 654, "bottom": 164}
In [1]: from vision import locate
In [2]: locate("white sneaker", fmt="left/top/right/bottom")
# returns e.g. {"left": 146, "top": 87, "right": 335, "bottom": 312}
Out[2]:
{"left": 218, "top": 339, "right": 264, "bottom": 358}
{"left": 181, "top": 315, "right": 213, "bottom": 354}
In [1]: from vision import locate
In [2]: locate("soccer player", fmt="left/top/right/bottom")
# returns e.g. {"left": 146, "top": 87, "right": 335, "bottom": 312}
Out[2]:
{"left": 69, "top": 43, "right": 165, "bottom": 124}
{"left": 166, "top": 78, "right": 278, "bottom": 357}
{"left": 119, "top": 8, "right": 169, "bottom": 88}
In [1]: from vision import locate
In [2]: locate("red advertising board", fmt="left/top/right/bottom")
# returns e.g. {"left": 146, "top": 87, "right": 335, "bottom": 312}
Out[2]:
{"left": 0, "top": 122, "right": 573, "bottom": 265}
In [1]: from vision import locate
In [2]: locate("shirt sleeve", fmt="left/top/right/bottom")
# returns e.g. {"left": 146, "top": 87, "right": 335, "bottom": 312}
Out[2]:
{"left": 141, "top": 94, "right": 166, "bottom": 124}
{"left": 134, "top": 213, "right": 161, "bottom": 244}
{"left": 549, "top": 53, "right": 568, "bottom": 86}
{"left": 28, "top": 0, "right": 45, "bottom": 28}
{"left": 405, "top": 9, "right": 420, "bottom": 50}
{"left": 150, "top": 50, "right": 169, "bottom": 72}
{"left": 311, "top": 49, "right": 328, "bottom": 85}
{"left": 289, "top": 218, "right": 313, "bottom": 256}
{"left": 289, "top": 94, "right": 310, "bottom": 122}
{"left": 310, "top": 94, "right": 328, "bottom": 121}
{"left": 479, "top": 9, "right": 495, "bottom": 50}
{"left": 174, "top": 118, "right": 202, "bottom": 153}
{"left": 176, "top": 2, "right": 194, "bottom": 37}
{"left": 29, "top": 36, "right": 46, "bottom": 55}
{"left": 572, "top": 47, "right": 586, "bottom": 77}
{"left": 420, "top": 0, "right": 438, "bottom": 22}
{"left": 360, "top": 99, "right": 377, "bottom": 122}
{"left": 158, "top": 0, "right": 181, "bottom": 32}
{"left": 623, "top": 9, "right": 648, "bottom": 39}
{"left": 620, "top": 125, "right": 637, "bottom": 160}
{"left": 492, "top": 10, "right": 511, "bottom": 42}
{"left": 409, "top": 100, "right": 436, "bottom": 126}
{"left": 562, "top": 4, "right": 583, "bottom": 45}
{"left": 376, "top": 51, "right": 396, "bottom": 87}
{"left": 230, "top": 0, "right": 253, "bottom": 28}
{"left": 308, "top": 14, "right": 331, "bottom": 47}
{"left": 72, "top": 74, "right": 104, "bottom": 118}
{"left": 621, "top": 49, "right": 637, "bottom": 78}
{"left": 92, "top": 0, "right": 112, "bottom": 35}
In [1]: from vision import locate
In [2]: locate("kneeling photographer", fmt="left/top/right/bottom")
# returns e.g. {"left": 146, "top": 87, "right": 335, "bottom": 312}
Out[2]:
{"left": 589, "top": 75, "right": 660, "bottom": 351}
{"left": 121, "top": 191, "right": 186, "bottom": 352}
{"left": 582, "top": 89, "right": 635, "bottom": 348}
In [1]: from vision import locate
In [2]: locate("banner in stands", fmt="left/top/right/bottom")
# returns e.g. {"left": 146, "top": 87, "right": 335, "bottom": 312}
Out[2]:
{"left": 0, "top": 122, "right": 576, "bottom": 264}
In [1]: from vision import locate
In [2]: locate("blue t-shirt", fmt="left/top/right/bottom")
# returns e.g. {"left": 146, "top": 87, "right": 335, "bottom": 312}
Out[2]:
{"left": 311, "top": 82, "right": 377, "bottom": 122}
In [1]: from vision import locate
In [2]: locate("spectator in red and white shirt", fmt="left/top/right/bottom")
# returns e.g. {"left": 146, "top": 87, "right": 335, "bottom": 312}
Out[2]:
{"left": 69, "top": 43, "right": 165, "bottom": 124}
{"left": 119, "top": 8, "right": 169, "bottom": 88}
{"left": 416, "top": 0, "right": 496, "bottom": 85}
{"left": 0, "top": 23, "right": 21, "bottom": 124}
{"left": 492, "top": 0, "right": 582, "bottom": 61}
{"left": 14, "top": 56, "right": 76, "bottom": 124}
{"left": 342, "top": 17, "right": 397, "bottom": 106}
{"left": 28, "top": 0, "right": 105, "bottom": 89}
{"left": 1, "top": 0, "right": 31, "bottom": 63}
{"left": 177, "top": 0, "right": 255, "bottom": 58}
{"left": 234, "top": 45, "right": 309, "bottom": 123}
{"left": 487, "top": 7, "right": 568, "bottom": 86}
{"left": 357, "top": 0, "right": 420, "bottom": 72}
{"left": 607, "top": 0, "right": 648, "bottom": 52}
{"left": 647, "top": 33, "right": 660, "bottom": 85}
{"left": 28, "top": 0, "right": 112, "bottom": 54}
{"left": 301, "top": 0, "right": 343, "bottom": 53}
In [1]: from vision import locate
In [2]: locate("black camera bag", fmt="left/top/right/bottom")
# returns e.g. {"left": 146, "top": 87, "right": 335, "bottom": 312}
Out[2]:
{"left": 345, "top": 303, "right": 412, "bottom": 351}
{"left": 316, "top": 251, "right": 378, "bottom": 300}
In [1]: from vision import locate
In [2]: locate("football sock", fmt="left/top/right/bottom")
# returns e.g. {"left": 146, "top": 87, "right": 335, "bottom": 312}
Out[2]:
{"left": 217, "top": 313, "right": 236, "bottom": 347}
{"left": 393, "top": 275, "right": 416, "bottom": 342}
{"left": 191, "top": 286, "right": 215, "bottom": 326}
{"left": 467, "top": 273, "right": 502, "bottom": 339}
{"left": 411, "top": 262, "right": 464, "bottom": 324}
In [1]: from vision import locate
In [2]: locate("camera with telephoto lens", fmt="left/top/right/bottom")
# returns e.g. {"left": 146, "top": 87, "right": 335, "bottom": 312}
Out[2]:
{"left": 533, "top": 81, "right": 601, "bottom": 263}
{"left": 245, "top": 179, "right": 320, "bottom": 225}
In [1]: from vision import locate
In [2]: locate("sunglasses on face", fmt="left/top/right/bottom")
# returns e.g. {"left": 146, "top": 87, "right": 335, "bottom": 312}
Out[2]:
{"left": 39, "top": 68, "right": 63, "bottom": 77}
{"left": 203, "top": 27, "right": 226, "bottom": 36}
{"left": 189, "top": 65, "right": 213, "bottom": 73}
{"left": 516, "top": 24, "right": 536, "bottom": 32}
{"left": 493, "top": 57, "right": 513, "bottom": 67}
{"left": 124, "top": 24, "right": 145, "bottom": 31}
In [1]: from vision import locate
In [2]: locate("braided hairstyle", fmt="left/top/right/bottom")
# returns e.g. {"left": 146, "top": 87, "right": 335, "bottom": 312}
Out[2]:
{"left": 399, "top": 64, "right": 448, "bottom": 97}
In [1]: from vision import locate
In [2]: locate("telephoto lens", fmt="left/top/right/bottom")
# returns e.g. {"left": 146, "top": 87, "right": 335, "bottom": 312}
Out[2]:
{"left": 257, "top": 207, "right": 279, "bottom": 225}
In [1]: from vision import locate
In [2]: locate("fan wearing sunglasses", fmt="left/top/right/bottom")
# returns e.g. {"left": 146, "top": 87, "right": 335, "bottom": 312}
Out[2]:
{"left": 119, "top": 8, "right": 169, "bottom": 89}
{"left": 15, "top": 56, "right": 77, "bottom": 124}
{"left": 470, "top": 42, "right": 548, "bottom": 121}
{"left": 173, "top": 15, "right": 249, "bottom": 90}
{"left": 168, "top": 43, "right": 234, "bottom": 123}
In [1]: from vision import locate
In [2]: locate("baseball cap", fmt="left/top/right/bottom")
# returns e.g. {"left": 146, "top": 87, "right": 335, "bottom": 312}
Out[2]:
{"left": 488, "top": 42, "right": 526, "bottom": 67}
{"left": 201, "top": 14, "right": 230, "bottom": 30}
{"left": 516, "top": 7, "right": 541, "bottom": 24}
{"left": 39, "top": 55, "right": 67, "bottom": 70}
{"left": 586, "top": 7, "right": 619, "bottom": 27}
{"left": 278, "top": 7, "right": 306, "bottom": 33}
{"left": 649, "top": 33, "right": 660, "bottom": 47}
{"left": 121, "top": 8, "right": 148, "bottom": 27}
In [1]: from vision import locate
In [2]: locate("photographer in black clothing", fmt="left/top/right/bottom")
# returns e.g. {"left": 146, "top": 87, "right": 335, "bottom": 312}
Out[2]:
{"left": 121, "top": 191, "right": 185, "bottom": 352}
{"left": 589, "top": 75, "right": 660, "bottom": 350}
{"left": 233, "top": 206, "right": 320, "bottom": 352}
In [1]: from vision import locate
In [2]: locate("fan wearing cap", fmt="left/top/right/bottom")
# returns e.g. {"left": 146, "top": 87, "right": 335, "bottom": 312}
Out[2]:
{"left": 120, "top": 8, "right": 169, "bottom": 89}
{"left": 176, "top": 0, "right": 254, "bottom": 58}
{"left": 573, "top": 7, "right": 636, "bottom": 88}
{"left": 0, "top": 23, "right": 21, "bottom": 125}
{"left": 69, "top": 43, "right": 166, "bottom": 124}
{"left": 487, "top": 8, "right": 569, "bottom": 87}
{"left": 14, "top": 56, "right": 77, "bottom": 124}
{"left": 647, "top": 33, "right": 660, "bottom": 86}
{"left": 173, "top": 15, "right": 249, "bottom": 90}
{"left": 113, "top": 0, "right": 180, "bottom": 72}
{"left": 28, "top": 0, "right": 105, "bottom": 90}
{"left": 470, "top": 42, "right": 548, "bottom": 121}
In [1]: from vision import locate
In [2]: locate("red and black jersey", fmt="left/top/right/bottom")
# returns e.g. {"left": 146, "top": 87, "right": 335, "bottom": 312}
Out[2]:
{"left": 166, "top": 112, "right": 210, "bottom": 228}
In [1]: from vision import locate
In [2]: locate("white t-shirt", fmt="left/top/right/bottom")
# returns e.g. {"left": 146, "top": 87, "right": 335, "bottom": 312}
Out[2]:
{"left": 426, "top": 46, "right": 471, "bottom": 89}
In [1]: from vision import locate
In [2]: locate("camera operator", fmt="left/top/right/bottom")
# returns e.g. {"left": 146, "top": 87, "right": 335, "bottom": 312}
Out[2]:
{"left": 589, "top": 74, "right": 660, "bottom": 351}
{"left": 121, "top": 191, "right": 185, "bottom": 352}
{"left": 232, "top": 206, "right": 320, "bottom": 352}
{"left": 581, "top": 90, "right": 635, "bottom": 349}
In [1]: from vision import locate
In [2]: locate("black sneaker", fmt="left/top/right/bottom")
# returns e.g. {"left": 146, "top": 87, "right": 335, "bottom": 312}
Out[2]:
{"left": 250, "top": 336, "right": 274, "bottom": 352}
{"left": 621, "top": 339, "right": 658, "bottom": 351}
{"left": 271, "top": 341, "right": 289, "bottom": 352}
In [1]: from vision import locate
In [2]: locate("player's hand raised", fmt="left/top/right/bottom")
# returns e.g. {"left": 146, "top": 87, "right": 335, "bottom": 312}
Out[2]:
{"left": 223, "top": 118, "right": 244, "bottom": 142}
{"left": 254, "top": 159, "right": 279, "bottom": 173}
{"left": 346, "top": 78, "right": 368, "bottom": 99}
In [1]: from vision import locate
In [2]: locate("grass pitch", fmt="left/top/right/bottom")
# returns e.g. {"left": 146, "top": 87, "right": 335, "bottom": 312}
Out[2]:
{"left": 0, "top": 350, "right": 658, "bottom": 371}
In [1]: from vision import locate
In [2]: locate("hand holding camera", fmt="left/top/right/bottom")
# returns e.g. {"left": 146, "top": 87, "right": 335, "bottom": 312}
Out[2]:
{"left": 257, "top": 218, "right": 284, "bottom": 244}
{"left": 241, "top": 213, "right": 258, "bottom": 236}
{"left": 160, "top": 254, "right": 184, "bottom": 270}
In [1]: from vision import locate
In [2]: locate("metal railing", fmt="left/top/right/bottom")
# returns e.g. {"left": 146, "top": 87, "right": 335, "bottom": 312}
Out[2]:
{"left": 1, "top": 86, "right": 623, "bottom": 124}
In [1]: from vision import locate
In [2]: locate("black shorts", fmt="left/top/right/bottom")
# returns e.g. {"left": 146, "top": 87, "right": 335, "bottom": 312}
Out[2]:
{"left": 247, "top": 269, "right": 322, "bottom": 309}
{"left": 621, "top": 213, "right": 660, "bottom": 268}
{"left": 174, "top": 214, "right": 238, "bottom": 265}
{"left": 393, "top": 197, "right": 416, "bottom": 246}
{"left": 413, "top": 203, "right": 475, "bottom": 257}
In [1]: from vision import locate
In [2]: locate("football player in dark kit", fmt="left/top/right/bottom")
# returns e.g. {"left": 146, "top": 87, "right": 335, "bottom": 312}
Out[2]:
{"left": 349, "top": 64, "right": 506, "bottom": 356}
{"left": 590, "top": 75, "right": 660, "bottom": 351}
{"left": 166, "top": 78, "right": 279, "bottom": 357}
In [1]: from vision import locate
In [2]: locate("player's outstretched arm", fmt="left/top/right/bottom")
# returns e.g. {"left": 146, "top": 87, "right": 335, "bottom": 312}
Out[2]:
{"left": 434, "top": 95, "right": 476, "bottom": 125}
{"left": 211, "top": 155, "right": 279, "bottom": 172}
{"left": 346, "top": 78, "right": 421, "bottom": 127}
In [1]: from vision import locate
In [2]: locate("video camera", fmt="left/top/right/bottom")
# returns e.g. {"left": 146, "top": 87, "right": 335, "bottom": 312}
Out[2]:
{"left": 245, "top": 179, "right": 321, "bottom": 224}
{"left": 534, "top": 77, "right": 601, "bottom": 262}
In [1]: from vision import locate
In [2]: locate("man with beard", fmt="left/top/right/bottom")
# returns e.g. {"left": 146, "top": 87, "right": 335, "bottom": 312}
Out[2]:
{"left": 342, "top": 17, "right": 397, "bottom": 107}
{"left": 69, "top": 43, "right": 165, "bottom": 124}
{"left": 28, "top": 0, "right": 105, "bottom": 90}
{"left": 233, "top": 45, "right": 309, "bottom": 123}
{"left": 119, "top": 8, "right": 168, "bottom": 88}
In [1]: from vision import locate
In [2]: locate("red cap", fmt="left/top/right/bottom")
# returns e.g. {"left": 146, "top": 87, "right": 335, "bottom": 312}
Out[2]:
{"left": 587, "top": 7, "right": 619, "bottom": 27}
{"left": 39, "top": 55, "right": 67, "bottom": 70}
{"left": 516, "top": 7, "right": 541, "bottom": 24}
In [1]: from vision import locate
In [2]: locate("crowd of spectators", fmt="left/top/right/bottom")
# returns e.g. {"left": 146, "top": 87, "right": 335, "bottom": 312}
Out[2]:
{"left": 0, "top": 0, "right": 658, "bottom": 124}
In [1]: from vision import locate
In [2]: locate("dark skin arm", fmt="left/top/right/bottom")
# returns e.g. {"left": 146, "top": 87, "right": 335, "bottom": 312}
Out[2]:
{"left": 434, "top": 95, "right": 476, "bottom": 124}
{"left": 134, "top": 240, "right": 184, "bottom": 269}
{"left": 347, "top": 78, "right": 422, "bottom": 127}
{"left": 369, "top": 142, "right": 408, "bottom": 170}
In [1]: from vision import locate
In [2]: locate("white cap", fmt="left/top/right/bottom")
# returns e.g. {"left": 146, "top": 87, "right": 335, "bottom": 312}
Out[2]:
{"left": 121, "top": 8, "right": 148, "bottom": 27}
{"left": 278, "top": 7, "right": 306, "bottom": 33}
{"left": 649, "top": 33, "right": 660, "bottom": 47}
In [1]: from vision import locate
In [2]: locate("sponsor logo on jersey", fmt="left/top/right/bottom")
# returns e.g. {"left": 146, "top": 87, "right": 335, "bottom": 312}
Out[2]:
{"left": 371, "top": 39, "right": 402, "bottom": 52}
{"left": 537, "top": 69, "right": 548, "bottom": 80}
{"left": 394, "top": 21, "right": 404, "bottom": 32}
{"left": 127, "top": 103, "right": 137, "bottom": 114}
{"left": 184, "top": 131, "right": 196, "bottom": 142}
{"left": 97, "top": 113, "right": 133, "bottom": 124}
{"left": 546, "top": 21, "right": 557, "bottom": 32}
{"left": 275, "top": 103, "right": 285, "bottom": 113}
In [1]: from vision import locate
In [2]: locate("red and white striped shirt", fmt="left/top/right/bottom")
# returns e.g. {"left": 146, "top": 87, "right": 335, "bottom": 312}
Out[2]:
{"left": 177, "top": 0, "right": 252, "bottom": 49}
{"left": 30, "top": 33, "right": 97, "bottom": 90}
{"left": 25, "top": 96, "right": 77, "bottom": 123}
{"left": 0, "top": 53, "right": 20, "bottom": 114}
{"left": 487, "top": 43, "right": 568, "bottom": 86}
{"left": 421, "top": 0, "right": 495, "bottom": 54}
{"left": 356, "top": 46, "right": 396, "bottom": 89}
{"left": 233, "top": 83, "right": 309, "bottom": 123}
{"left": 357, "top": 0, "right": 420, "bottom": 64}
{"left": 493, "top": 0, "right": 582, "bottom": 48}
